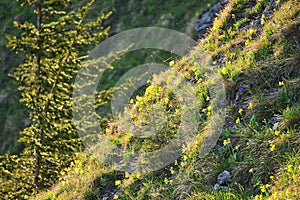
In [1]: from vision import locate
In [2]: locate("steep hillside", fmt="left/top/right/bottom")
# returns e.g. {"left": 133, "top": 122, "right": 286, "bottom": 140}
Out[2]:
{"left": 0, "top": 0, "right": 215, "bottom": 154}
{"left": 34, "top": 0, "right": 300, "bottom": 199}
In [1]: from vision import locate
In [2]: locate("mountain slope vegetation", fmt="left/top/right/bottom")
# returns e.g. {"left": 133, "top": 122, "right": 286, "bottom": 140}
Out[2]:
{"left": 0, "top": 0, "right": 299, "bottom": 199}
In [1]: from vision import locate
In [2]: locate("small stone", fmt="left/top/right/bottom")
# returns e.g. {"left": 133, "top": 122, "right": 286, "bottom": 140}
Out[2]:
{"left": 214, "top": 183, "right": 220, "bottom": 190}
{"left": 217, "top": 170, "right": 231, "bottom": 185}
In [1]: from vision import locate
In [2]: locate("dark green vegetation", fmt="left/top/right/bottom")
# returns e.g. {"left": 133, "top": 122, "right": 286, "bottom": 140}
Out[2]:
{"left": 1, "top": 0, "right": 300, "bottom": 199}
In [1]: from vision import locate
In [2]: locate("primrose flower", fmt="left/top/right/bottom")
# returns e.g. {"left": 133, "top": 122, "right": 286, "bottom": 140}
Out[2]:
{"left": 248, "top": 103, "right": 253, "bottom": 110}
{"left": 270, "top": 143, "right": 276, "bottom": 151}
{"left": 207, "top": 105, "right": 212, "bottom": 112}
{"left": 164, "top": 178, "right": 169, "bottom": 184}
{"left": 223, "top": 138, "right": 231, "bottom": 146}
{"left": 292, "top": 174, "right": 297, "bottom": 181}
{"left": 125, "top": 171, "right": 130, "bottom": 178}
{"left": 113, "top": 194, "right": 119, "bottom": 199}
{"left": 124, "top": 134, "right": 132, "bottom": 142}
{"left": 260, "top": 184, "right": 270, "bottom": 193}
{"left": 279, "top": 81, "right": 284, "bottom": 86}
{"left": 238, "top": 108, "right": 243, "bottom": 115}
{"left": 287, "top": 164, "right": 293, "bottom": 173}
{"left": 115, "top": 180, "right": 121, "bottom": 186}
{"left": 164, "top": 98, "right": 169, "bottom": 104}
{"left": 136, "top": 172, "right": 141, "bottom": 179}
{"left": 183, "top": 155, "right": 188, "bottom": 161}
{"left": 249, "top": 168, "right": 254, "bottom": 173}
{"left": 169, "top": 60, "right": 175, "bottom": 67}
{"left": 274, "top": 130, "right": 281, "bottom": 136}
{"left": 206, "top": 96, "right": 210, "bottom": 101}
{"left": 236, "top": 117, "right": 241, "bottom": 124}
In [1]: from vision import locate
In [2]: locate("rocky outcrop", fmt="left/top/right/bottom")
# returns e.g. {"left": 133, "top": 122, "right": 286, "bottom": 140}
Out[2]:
{"left": 194, "top": 0, "right": 227, "bottom": 39}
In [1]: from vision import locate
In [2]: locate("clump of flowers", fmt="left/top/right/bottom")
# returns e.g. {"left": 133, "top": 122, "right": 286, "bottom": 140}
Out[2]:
{"left": 223, "top": 138, "right": 231, "bottom": 146}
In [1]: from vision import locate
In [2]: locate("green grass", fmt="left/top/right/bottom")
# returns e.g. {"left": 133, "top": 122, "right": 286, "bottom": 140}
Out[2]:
{"left": 3, "top": 0, "right": 300, "bottom": 199}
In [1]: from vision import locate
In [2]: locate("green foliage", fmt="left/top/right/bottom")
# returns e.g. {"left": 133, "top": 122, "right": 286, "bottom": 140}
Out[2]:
{"left": 1, "top": 0, "right": 300, "bottom": 199}
{"left": 0, "top": 0, "right": 110, "bottom": 198}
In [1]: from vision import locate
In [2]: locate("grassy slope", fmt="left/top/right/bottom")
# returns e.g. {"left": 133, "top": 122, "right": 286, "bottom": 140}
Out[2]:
{"left": 18, "top": 0, "right": 300, "bottom": 199}
{"left": 5, "top": 0, "right": 300, "bottom": 199}
{"left": 0, "top": 0, "right": 215, "bottom": 154}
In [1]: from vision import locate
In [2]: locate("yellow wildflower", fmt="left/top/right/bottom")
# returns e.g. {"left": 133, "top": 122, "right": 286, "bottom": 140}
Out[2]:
{"left": 124, "top": 134, "right": 132, "bottom": 142}
{"left": 223, "top": 138, "right": 231, "bottom": 146}
{"left": 180, "top": 162, "right": 185, "bottom": 168}
{"left": 272, "top": 192, "right": 278, "bottom": 199}
{"left": 183, "top": 155, "right": 188, "bottom": 161}
{"left": 285, "top": 189, "right": 290, "bottom": 197}
{"left": 164, "top": 178, "right": 169, "bottom": 184}
{"left": 236, "top": 117, "right": 241, "bottom": 124}
{"left": 125, "top": 171, "right": 130, "bottom": 179}
{"left": 206, "top": 96, "right": 210, "bottom": 101}
{"left": 169, "top": 60, "right": 175, "bottom": 67}
{"left": 292, "top": 174, "right": 297, "bottom": 181}
{"left": 238, "top": 108, "right": 243, "bottom": 115}
{"left": 164, "top": 98, "right": 169, "bottom": 104}
{"left": 248, "top": 103, "right": 253, "bottom": 110}
{"left": 136, "top": 172, "right": 141, "bottom": 179}
{"left": 287, "top": 164, "right": 293, "bottom": 173}
{"left": 260, "top": 184, "right": 268, "bottom": 193}
{"left": 207, "top": 105, "right": 212, "bottom": 112}
{"left": 270, "top": 143, "right": 276, "bottom": 151}
{"left": 279, "top": 81, "right": 284, "bottom": 86}
{"left": 115, "top": 180, "right": 121, "bottom": 186}
{"left": 249, "top": 28, "right": 254, "bottom": 35}
{"left": 274, "top": 130, "right": 281, "bottom": 136}
{"left": 113, "top": 194, "right": 119, "bottom": 199}
{"left": 249, "top": 168, "right": 254, "bottom": 173}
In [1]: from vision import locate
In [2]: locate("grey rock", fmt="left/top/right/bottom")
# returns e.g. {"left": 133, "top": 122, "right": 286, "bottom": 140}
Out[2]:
{"left": 212, "top": 3, "right": 221, "bottom": 13}
{"left": 194, "top": 0, "right": 228, "bottom": 38}
{"left": 194, "top": 12, "right": 215, "bottom": 32}
{"left": 217, "top": 170, "right": 231, "bottom": 185}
